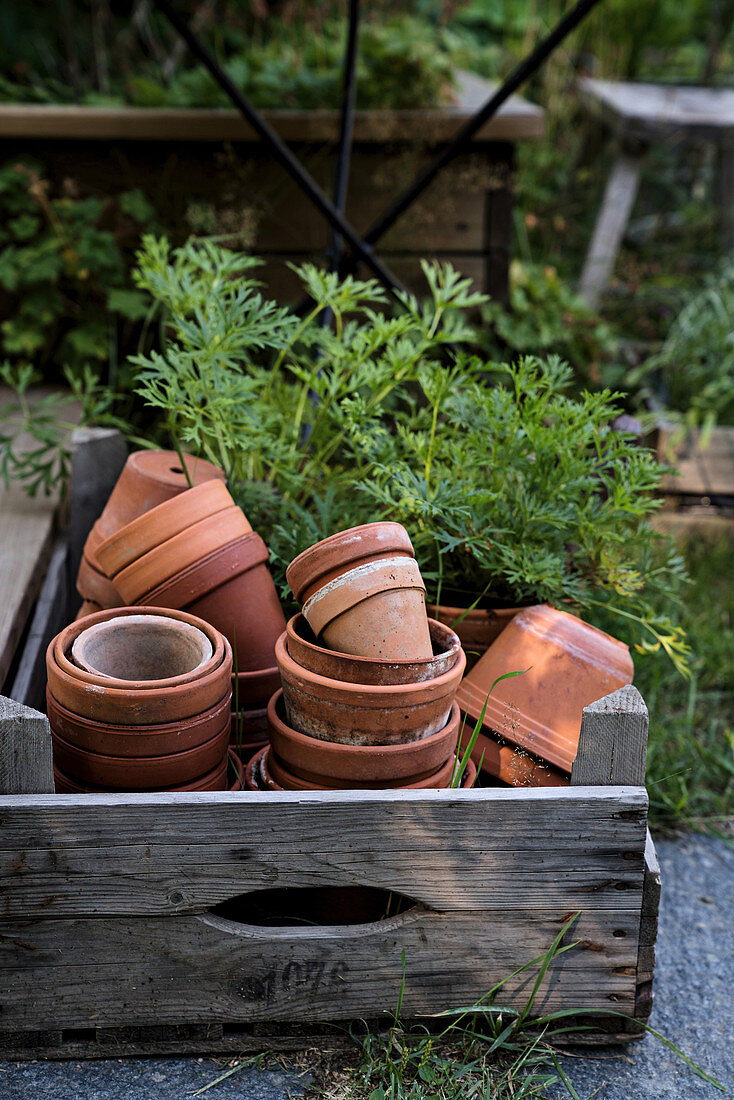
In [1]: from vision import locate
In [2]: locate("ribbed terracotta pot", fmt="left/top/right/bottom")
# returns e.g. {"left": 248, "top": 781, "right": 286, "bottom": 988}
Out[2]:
{"left": 46, "top": 688, "right": 231, "bottom": 757}
{"left": 96, "top": 479, "right": 237, "bottom": 578}
{"left": 456, "top": 725, "right": 568, "bottom": 787}
{"left": 140, "top": 534, "right": 286, "bottom": 672}
{"left": 285, "top": 614, "right": 461, "bottom": 686}
{"left": 275, "top": 632, "right": 465, "bottom": 746}
{"left": 51, "top": 721, "right": 230, "bottom": 788}
{"left": 79, "top": 450, "right": 225, "bottom": 606}
{"left": 455, "top": 604, "right": 634, "bottom": 774}
{"left": 268, "top": 690, "right": 459, "bottom": 784}
{"left": 54, "top": 747, "right": 242, "bottom": 794}
{"left": 112, "top": 506, "right": 251, "bottom": 605}
{"left": 47, "top": 607, "right": 232, "bottom": 726}
{"left": 286, "top": 522, "right": 432, "bottom": 660}
{"left": 427, "top": 604, "right": 524, "bottom": 670}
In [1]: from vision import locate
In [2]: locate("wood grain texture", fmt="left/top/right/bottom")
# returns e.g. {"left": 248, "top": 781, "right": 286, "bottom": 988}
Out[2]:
{"left": 9, "top": 538, "right": 70, "bottom": 713}
{"left": 578, "top": 150, "right": 643, "bottom": 307}
{"left": 571, "top": 686, "right": 648, "bottom": 787}
{"left": 0, "top": 697, "right": 53, "bottom": 795}
{"left": 0, "top": 785, "right": 647, "bottom": 917}
{"left": 635, "top": 829, "right": 661, "bottom": 1023}
{"left": 1, "top": 907, "right": 639, "bottom": 1030}
{"left": 580, "top": 78, "right": 734, "bottom": 143}
{"left": 659, "top": 425, "right": 734, "bottom": 498}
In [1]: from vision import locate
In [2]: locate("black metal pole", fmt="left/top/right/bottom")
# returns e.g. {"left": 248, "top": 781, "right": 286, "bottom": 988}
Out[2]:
{"left": 361, "top": 0, "right": 605, "bottom": 249}
{"left": 151, "top": 0, "right": 404, "bottom": 297}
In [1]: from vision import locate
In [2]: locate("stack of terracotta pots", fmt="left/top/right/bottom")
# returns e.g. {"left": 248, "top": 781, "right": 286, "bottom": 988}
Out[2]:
{"left": 46, "top": 607, "right": 242, "bottom": 792}
{"left": 95, "top": 480, "right": 286, "bottom": 762}
{"left": 456, "top": 604, "right": 634, "bottom": 787}
{"left": 77, "top": 449, "right": 226, "bottom": 615}
{"left": 248, "top": 522, "right": 469, "bottom": 791}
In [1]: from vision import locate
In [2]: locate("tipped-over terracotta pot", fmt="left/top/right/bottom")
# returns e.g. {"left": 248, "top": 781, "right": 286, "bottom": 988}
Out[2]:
{"left": 427, "top": 603, "right": 523, "bottom": 670}
{"left": 268, "top": 690, "right": 459, "bottom": 784}
{"left": 47, "top": 607, "right": 232, "bottom": 726}
{"left": 456, "top": 723, "right": 568, "bottom": 787}
{"left": 286, "top": 615, "right": 461, "bottom": 686}
{"left": 112, "top": 506, "right": 251, "bottom": 604}
{"left": 456, "top": 604, "right": 634, "bottom": 774}
{"left": 46, "top": 688, "right": 231, "bottom": 757}
{"left": 275, "top": 631, "right": 465, "bottom": 746}
{"left": 76, "top": 554, "right": 124, "bottom": 609}
{"left": 286, "top": 522, "right": 432, "bottom": 660}
{"left": 140, "top": 534, "right": 286, "bottom": 671}
{"left": 96, "top": 479, "right": 237, "bottom": 578}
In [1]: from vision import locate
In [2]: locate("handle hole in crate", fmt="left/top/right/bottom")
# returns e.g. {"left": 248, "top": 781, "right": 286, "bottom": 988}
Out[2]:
{"left": 210, "top": 885, "right": 418, "bottom": 928}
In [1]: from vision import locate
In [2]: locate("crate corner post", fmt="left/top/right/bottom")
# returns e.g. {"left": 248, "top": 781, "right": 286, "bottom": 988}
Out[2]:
{"left": 0, "top": 695, "right": 54, "bottom": 794}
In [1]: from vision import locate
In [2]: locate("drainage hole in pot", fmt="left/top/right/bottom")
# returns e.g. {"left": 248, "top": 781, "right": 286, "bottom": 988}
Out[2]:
{"left": 211, "top": 886, "right": 418, "bottom": 927}
{"left": 170, "top": 466, "right": 185, "bottom": 474}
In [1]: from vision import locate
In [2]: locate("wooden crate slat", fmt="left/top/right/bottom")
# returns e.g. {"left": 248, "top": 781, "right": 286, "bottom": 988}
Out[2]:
{"left": 0, "top": 787, "right": 646, "bottom": 916}
{"left": 2, "top": 907, "right": 638, "bottom": 1031}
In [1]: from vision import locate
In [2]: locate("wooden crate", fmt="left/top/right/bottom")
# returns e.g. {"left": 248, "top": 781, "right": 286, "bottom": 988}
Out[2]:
{"left": 0, "top": 431, "right": 659, "bottom": 1061}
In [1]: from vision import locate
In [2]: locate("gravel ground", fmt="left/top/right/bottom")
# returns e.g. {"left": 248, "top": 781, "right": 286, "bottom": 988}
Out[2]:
{"left": 0, "top": 833, "right": 731, "bottom": 1100}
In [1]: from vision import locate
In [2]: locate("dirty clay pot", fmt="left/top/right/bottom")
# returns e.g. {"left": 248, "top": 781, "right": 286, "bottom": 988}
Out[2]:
{"left": 275, "top": 632, "right": 465, "bottom": 746}
{"left": 76, "top": 554, "right": 124, "bottom": 609}
{"left": 140, "top": 534, "right": 286, "bottom": 671}
{"left": 427, "top": 604, "right": 524, "bottom": 670}
{"left": 268, "top": 690, "right": 459, "bottom": 784}
{"left": 51, "top": 719, "right": 230, "bottom": 788}
{"left": 458, "top": 725, "right": 568, "bottom": 788}
{"left": 286, "top": 614, "right": 461, "bottom": 686}
{"left": 286, "top": 522, "right": 432, "bottom": 660}
{"left": 96, "top": 479, "right": 237, "bottom": 577}
{"left": 55, "top": 608, "right": 224, "bottom": 690}
{"left": 46, "top": 688, "right": 231, "bottom": 757}
{"left": 47, "top": 607, "right": 232, "bottom": 726}
{"left": 112, "top": 506, "right": 251, "bottom": 605}
{"left": 54, "top": 749, "right": 232, "bottom": 793}
{"left": 455, "top": 604, "right": 634, "bottom": 774}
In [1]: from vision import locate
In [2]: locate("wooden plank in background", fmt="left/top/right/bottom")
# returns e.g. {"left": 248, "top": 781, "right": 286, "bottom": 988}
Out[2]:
{"left": 659, "top": 426, "right": 734, "bottom": 497}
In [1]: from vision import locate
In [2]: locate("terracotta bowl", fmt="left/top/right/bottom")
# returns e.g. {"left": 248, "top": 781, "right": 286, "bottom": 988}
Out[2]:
{"left": 51, "top": 722, "right": 230, "bottom": 788}
{"left": 287, "top": 522, "right": 432, "bottom": 661}
{"left": 54, "top": 607, "right": 225, "bottom": 691}
{"left": 54, "top": 749, "right": 234, "bottom": 793}
{"left": 275, "top": 632, "right": 465, "bottom": 746}
{"left": 113, "top": 506, "right": 252, "bottom": 604}
{"left": 455, "top": 604, "right": 634, "bottom": 773}
{"left": 285, "top": 614, "right": 461, "bottom": 685}
{"left": 268, "top": 690, "right": 459, "bottom": 783}
{"left": 141, "top": 534, "right": 286, "bottom": 672}
{"left": 97, "top": 479, "right": 238, "bottom": 577}
{"left": 46, "top": 688, "right": 231, "bottom": 757}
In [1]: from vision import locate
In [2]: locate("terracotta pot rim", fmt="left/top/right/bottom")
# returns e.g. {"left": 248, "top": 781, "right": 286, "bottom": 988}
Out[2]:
{"left": 54, "top": 750, "right": 230, "bottom": 793}
{"left": 113, "top": 505, "right": 251, "bottom": 603}
{"left": 54, "top": 607, "right": 226, "bottom": 691}
{"left": 287, "top": 613, "right": 460, "bottom": 677}
{"left": 261, "top": 744, "right": 458, "bottom": 790}
{"left": 286, "top": 522, "right": 414, "bottom": 604}
{"left": 76, "top": 553, "right": 124, "bottom": 608}
{"left": 52, "top": 721, "right": 230, "bottom": 773}
{"left": 97, "top": 479, "right": 234, "bottom": 576}
{"left": 46, "top": 685, "right": 232, "bottom": 736}
{"left": 267, "top": 744, "right": 456, "bottom": 790}
{"left": 232, "top": 663, "right": 279, "bottom": 684}
{"left": 140, "top": 530, "right": 270, "bottom": 607}
{"left": 275, "top": 632, "right": 465, "bottom": 703}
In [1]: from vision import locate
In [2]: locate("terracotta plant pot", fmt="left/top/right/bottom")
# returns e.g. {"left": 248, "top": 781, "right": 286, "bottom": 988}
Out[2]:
{"left": 79, "top": 450, "right": 225, "bottom": 607}
{"left": 427, "top": 604, "right": 523, "bottom": 670}
{"left": 47, "top": 607, "right": 232, "bottom": 726}
{"left": 268, "top": 690, "right": 460, "bottom": 784}
{"left": 232, "top": 664, "right": 282, "bottom": 709}
{"left": 230, "top": 704, "right": 270, "bottom": 752}
{"left": 457, "top": 724, "right": 568, "bottom": 787}
{"left": 54, "top": 750, "right": 231, "bottom": 793}
{"left": 286, "top": 522, "right": 432, "bottom": 660}
{"left": 96, "top": 479, "right": 237, "bottom": 577}
{"left": 75, "top": 599, "right": 103, "bottom": 621}
{"left": 275, "top": 632, "right": 465, "bottom": 746}
{"left": 51, "top": 720, "right": 230, "bottom": 788}
{"left": 70, "top": 613, "right": 214, "bottom": 683}
{"left": 76, "top": 554, "right": 124, "bottom": 609}
{"left": 140, "top": 534, "right": 286, "bottom": 671}
{"left": 112, "top": 506, "right": 251, "bottom": 604}
{"left": 285, "top": 614, "right": 461, "bottom": 686}
{"left": 455, "top": 604, "right": 634, "bottom": 774}
{"left": 46, "top": 688, "right": 231, "bottom": 757}
{"left": 266, "top": 745, "right": 457, "bottom": 791}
